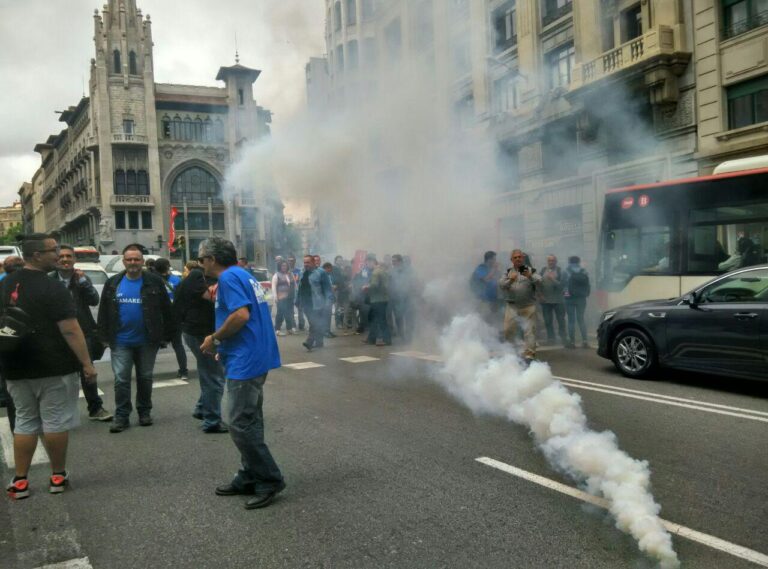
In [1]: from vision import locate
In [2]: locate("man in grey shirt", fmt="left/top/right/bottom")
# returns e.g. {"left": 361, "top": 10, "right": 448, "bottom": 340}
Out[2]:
{"left": 539, "top": 255, "right": 567, "bottom": 347}
{"left": 499, "top": 249, "right": 542, "bottom": 361}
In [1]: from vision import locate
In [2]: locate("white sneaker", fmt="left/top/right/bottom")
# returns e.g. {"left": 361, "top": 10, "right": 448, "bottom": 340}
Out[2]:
{"left": 289, "top": 329, "right": 297, "bottom": 335}
{"left": 276, "top": 331, "right": 286, "bottom": 337}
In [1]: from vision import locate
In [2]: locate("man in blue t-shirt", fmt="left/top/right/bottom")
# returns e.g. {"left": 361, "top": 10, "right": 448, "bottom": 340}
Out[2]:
{"left": 97, "top": 244, "right": 175, "bottom": 432}
{"left": 153, "top": 258, "right": 188, "bottom": 380}
{"left": 199, "top": 237, "right": 284, "bottom": 510}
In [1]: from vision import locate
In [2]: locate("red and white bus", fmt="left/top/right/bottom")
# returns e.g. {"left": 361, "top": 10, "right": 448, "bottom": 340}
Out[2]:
{"left": 597, "top": 156, "right": 768, "bottom": 310}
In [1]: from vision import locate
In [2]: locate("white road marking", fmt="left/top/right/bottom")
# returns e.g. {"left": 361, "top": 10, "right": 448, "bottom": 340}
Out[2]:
{"left": 283, "top": 362, "right": 325, "bottom": 370}
{"left": 34, "top": 558, "right": 93, "bottom": 569}
{"left": 477, "top": 457, "right": 768, "bottom": 568}
{"left": 77, "top": 389, "right": 104, "bottom": 399}
{"left": 339, "top": 356, "right": 380, "bottom": 363}
{"left": 390, "top": 351, "right": 444, "bottom": 362}
{"left": 558, "top": 380, "right": 768, "bottom": 424}
{"left": 0, "top": 417, "right": 49, "bottom": 468}
{"left": 153, "top": 379, "right": 188, "bottom": 389}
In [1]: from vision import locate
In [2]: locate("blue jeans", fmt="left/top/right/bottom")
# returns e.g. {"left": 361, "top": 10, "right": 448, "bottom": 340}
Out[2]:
{"left": 183, "top": 333, "right": 225, "bottom": 430}
{"left": 111, "top": 343, "right": 160, "bottom": 420}
{"left": 274, "top": 298, "right": 296, "bottom": 332}
{"left": 171, "top": 331, "right": 188, "bottom": 375}
{"left": 226, "top": 374, "right": 284, "bottom": 493}
{"left": 565, "top": 297, "right": 588, "bottom": 344}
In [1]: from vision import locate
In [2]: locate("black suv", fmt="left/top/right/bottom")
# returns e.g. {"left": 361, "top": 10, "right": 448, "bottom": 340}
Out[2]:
{"left": 597, "top": 265, "right": 768, "bottom": 381}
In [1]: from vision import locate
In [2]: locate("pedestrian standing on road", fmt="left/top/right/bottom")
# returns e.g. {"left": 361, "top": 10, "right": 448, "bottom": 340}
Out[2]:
{"left": 564, "top": 256, "right": 591, "bottom": 349}
{"left": 288, "top": 256, "right": 305, "bottom": 331}
{"left": 154, "top": 258, "right": 189, "bottom": 380}
{"left": 332, "top": 256, "right": 348, "bottom": 331}
{"left": 297, "top": 255, "right": 333, "bottom": 351}
{"left": 470, "top": 251, "right": 501, "bottom": 324}
{"left": 1, "top": 233, "right": 98, "bottom": 499}
{"left": 51, "top": 245, "right": 113, "bottom": 421}
{"left": 0, "top": 255, "right": 25, "bottom": 431}
{"left": 349, "top": 262, "right": 372, "bottom": 335}
{"left": 389, "top": 254, "right": 415, "bottom": 344}
{"left": 271, "top": 260, "right": 297, "bottom": 335}
{"left": 198, "top": 237, "right": 285, "bottom": 510}
{"left": 174, "top": 266, "right": 228, "bottom": 433}
{"left": 539, "top": 255, "right": 567, "bottom": 347}
{"left": 322, "top": 262, "right": 337, "bottom": 338}
{"left": 97, "top": 244, "right": 175, "bottom": 433}
{"left": 499, "top": 249, "right": 542, "bottom": 361}
{"left": 363, "top": 254, "right": 391, "bottom": 347}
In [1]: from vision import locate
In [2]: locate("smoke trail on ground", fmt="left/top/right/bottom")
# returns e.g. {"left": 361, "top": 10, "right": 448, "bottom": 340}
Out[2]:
{"left": 435, "top": 313, "right": 679, "bottom": 569}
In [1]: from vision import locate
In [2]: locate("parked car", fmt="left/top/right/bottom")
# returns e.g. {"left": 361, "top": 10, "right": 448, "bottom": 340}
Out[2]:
{"left": 103, "top": 254, "right": 182, "bottom": 277}
{"left": 250, "top": 267, "right": 273, "bottom": 309}
{"left": 0, "top": 245, "right": 22, "bottom": 263}
{"left": 74, "top": 262, "right": 109, "bottom": 320}
{"left": 598, "top": 264, "right": 768, "bottom": 381}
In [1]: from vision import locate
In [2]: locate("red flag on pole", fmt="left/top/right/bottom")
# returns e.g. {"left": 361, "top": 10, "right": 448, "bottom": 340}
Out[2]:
{"left": 168, "top": 207, "right": 178, "bottom": 253}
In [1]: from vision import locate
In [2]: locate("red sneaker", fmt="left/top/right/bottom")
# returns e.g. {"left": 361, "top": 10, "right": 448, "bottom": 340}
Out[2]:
{"left": 49, "top": 472, "right": 69, "bottom": 494}
{"left": 6, "top": 478, "right": 30, "bottom": 500}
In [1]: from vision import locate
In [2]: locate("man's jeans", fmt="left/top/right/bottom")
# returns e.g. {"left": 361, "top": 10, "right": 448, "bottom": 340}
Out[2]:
{"left": 565, "top": 297, "right": 588, "bottom": 344}
{"left": 170, "top": 331, "right": 188, "bottom": 375}
{"left": 541, "top": 303, "right": 567, "bottom": 344}
{"left": 305, "top": 307, "right": 325, "bottom": 348}
{"left": 227, "top": 374, "right": 284, "bottom": 493}
{"left": 183, "top": 333, "right": 225, "bottom": 429}
{"left": 111, "top": 344, "right": 159, "bottom": 421}
{"left": 367, "top": 301, "right": 391, "bottom": 344}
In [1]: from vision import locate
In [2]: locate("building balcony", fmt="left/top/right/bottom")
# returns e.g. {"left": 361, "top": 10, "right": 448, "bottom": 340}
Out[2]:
{"left": 236, "top": 194, "right": 259, "bottom": 208}
{"left": 723, "top": 10, "right": 768, "bottom": 40}
{"left": 569, "top": 26, "right": 691, "bottom": 104}
{"left": 110, "top": 194, "right": 155, "bottom": 207}
{"left": 542, "top": 2, "right": 572, "bottom": 27}
{"left": 112, "top": 133, "right": 148, "bottom": 145}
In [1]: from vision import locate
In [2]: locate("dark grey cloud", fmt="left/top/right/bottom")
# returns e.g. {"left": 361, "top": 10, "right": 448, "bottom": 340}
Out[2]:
{"left": 0, "top": 0, "right": 325, "bottom": 205}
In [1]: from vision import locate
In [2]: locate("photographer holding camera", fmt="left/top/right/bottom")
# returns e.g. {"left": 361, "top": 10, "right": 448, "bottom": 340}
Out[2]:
{"left": 498, "top": 249, "right": 542, "bottom": 362}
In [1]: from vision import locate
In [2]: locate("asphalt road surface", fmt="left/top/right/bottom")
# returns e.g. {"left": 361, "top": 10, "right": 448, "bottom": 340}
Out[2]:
{"left": 1, "top": 332, "right": 767, "bottom": 569}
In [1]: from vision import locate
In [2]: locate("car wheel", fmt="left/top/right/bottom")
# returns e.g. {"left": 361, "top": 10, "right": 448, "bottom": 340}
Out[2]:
{"left": 612, "top": 328, "right": 657, "bottom": 378}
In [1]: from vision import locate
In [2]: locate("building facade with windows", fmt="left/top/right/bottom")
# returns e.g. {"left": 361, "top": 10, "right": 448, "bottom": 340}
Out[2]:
{"left": 0, "top": 201, "right": 23, "bottom": 236}
{"left": 311, "top": 0, "right": 768, "bottom": 271}
{"left": 28, "top": 0, "right": 279, "bottom": 263}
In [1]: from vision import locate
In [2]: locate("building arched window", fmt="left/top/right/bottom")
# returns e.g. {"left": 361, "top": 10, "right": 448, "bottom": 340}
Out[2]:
{"left": 170, "top": 166, "right": 223, "bottom": 205}
{"left": 194, "top": 118, "right": 203, "bottom": 141}
{"left": 214, "top": 118, "right": 225, "bottom": 142}
{"left": 203, "top": 117, "right": 212, "bottom": 142}
{"left": 113, "top": 50, "right": 121, "bottom": 74}
{"left": 126, "top": 170, "right": 137, "bottom": 194}
{"left": 172, "top": 115, "right": 182, "bottom": 139}
{"left": 129, "top": 51, "right": 138, "bottom": 74}
{"left": 183, "top": 117, "right": 193, "bottom": 141}
{"left": 114, "top": 169, "right": 126, "bottom": 194}
{"left": 161, "top": 115, "right": 171, "bottom": 138}
{"left": 137, "top": 170, "right": 149, "bottom": 195}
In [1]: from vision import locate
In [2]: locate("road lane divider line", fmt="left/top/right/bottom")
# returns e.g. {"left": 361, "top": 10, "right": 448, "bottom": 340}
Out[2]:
{"left": 153, "top": 379, "right": 188, "bottom": 389}
{"left": 0, "top": 417, "right": 48, "bottom": 468}
{"left": 554, "top": 376, "right": 768, "bottom": 418}
{"left": 390, "top": 351, "right": 444, "bottom": 362}
{"left": 283, "top": 362, "right": 325, "bottom": 370}
{"left": 34, "top": 557, "right": 93, "bottom": 569}
{"left": 339, "top": 356, "right": 380, "bottom": 363}
{"left": 559, "top": 381, "right": 768, "bottom": 424}
{"left": 77, "top": 389, "right": 105, "bottom": 399}
{"left": 476, "top": 457, "right": 768, "bottom": 567}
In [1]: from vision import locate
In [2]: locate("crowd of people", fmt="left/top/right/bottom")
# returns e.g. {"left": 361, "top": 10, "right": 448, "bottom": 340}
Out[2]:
{"left": 266, "top": 252, "right": 419, "bottom": 350}
{"left": 0, "top": 234, "right": 283, "bottom": 509}
{"left": 471, "top": 249, "right": 592, "bottom": 361}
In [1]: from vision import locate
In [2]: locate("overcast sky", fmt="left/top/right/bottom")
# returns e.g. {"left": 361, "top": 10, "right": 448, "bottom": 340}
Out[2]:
{"left": 0, "top": 0, "right": 326, "bottom": 206}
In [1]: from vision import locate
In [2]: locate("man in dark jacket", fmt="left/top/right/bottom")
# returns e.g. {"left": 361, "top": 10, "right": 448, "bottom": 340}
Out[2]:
{"left": 51, "top": 245, "right": 112, "bottom": 421}
{"left": 97, "top": 244, "right": 175, "bottom": 432}
{"left": 174, "top": 267, "right": 227, "bottom": 433}
{"left": 564, "top": 255, "right": 591, "bottom": 349}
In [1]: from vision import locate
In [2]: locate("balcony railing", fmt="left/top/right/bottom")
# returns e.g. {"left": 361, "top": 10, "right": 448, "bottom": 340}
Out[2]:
{"left": 238, "top": 195, "right": 259, "bottom": 207}
{"left": 110, "top": 194, "right": 155, "bottom": 207}
{"left": 112, "top": 133, "right": 148, "bottom": 144}
{"left": 575, "top": 26, "right": 676, "bottom": 88}
{"left": 724, "top": 10, "right": 768, "bottom": 39}
{"left": 542, "top": 2, "right": 572, "bottom": 27}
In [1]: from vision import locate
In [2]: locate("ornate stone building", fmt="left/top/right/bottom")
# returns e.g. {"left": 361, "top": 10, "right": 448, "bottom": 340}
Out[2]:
{"left": 29, "top": 0, "right": 280, "bottom": 263}
{"left": 0, "top": 201, "right": 22, "bottom": 236}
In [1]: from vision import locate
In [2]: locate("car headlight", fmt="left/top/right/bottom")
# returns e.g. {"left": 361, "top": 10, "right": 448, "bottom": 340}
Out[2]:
{"left": 601, "top": 311, "right": 617, "bottom": 322}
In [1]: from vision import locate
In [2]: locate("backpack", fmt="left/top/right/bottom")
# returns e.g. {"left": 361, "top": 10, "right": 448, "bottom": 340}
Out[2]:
{"left": 0, "top": 281, "right": 35, "bottom": 353}
{"left": 568, "top": 269, "right": 590, "bottom": 298}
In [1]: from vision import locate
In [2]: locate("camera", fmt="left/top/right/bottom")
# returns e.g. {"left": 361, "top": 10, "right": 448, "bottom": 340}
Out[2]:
{"left": 517, "top": 265, "right": 529, "bottom": 274}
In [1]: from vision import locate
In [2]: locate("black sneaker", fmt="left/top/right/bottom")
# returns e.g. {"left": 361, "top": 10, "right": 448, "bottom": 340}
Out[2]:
{"left": 215, "top": 483, "right": 255, "bottom": 496}
{"left": 203, "top": 423, "right": 229, "bottom": 434}
{"left": 244, "top": 482, "right": 286, "bottom": 510}
{"left": 110, "top": 420, "right": 130, "bottom": 433}
{"left": 138, "top": 415, "right": 153, "bottom": 427}
{"left": 177, "top": 370, "right": 189, "bottom": 381}
{"left": 192, "top": 411, "right": 204, "bottom": 420}
{"left": 302, "top": 341, "right": 313, "bottom": 352}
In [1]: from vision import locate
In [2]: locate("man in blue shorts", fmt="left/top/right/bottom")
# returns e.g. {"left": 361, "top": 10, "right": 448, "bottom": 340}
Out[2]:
{"left": 198, "top": 237, "right": 285, "bottom": 509}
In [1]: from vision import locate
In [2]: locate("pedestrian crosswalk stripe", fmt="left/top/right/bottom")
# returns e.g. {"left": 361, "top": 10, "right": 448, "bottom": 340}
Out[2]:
{"left": 78, "top": 388, "right": 105, "bottom": 399}
{"left": 33, "top": 557, "right": 93, "bottom": 569}
{"left": 0, "top": 417, "right": 48, "bottom": 468}
{"left": 339, "top": 356, "right": 380, "bottom": 363}
{"left": 390, "top": 351, "right": 444, "bottom": 362}
{"left": 154, "top": 379, "right": 188, "bottom": 389}
{"left": 283, "top": 362, "right": 325, "bottom": 370}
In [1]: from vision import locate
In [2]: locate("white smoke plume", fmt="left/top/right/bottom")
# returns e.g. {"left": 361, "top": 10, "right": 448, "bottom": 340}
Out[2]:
{"left": 436, "top": 313, "right": 679, "bottom": 569}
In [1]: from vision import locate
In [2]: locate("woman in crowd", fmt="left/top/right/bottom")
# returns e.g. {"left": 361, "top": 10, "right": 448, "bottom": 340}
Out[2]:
{"left": 272, "top": 260, "right": 297, "bottom": 336}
